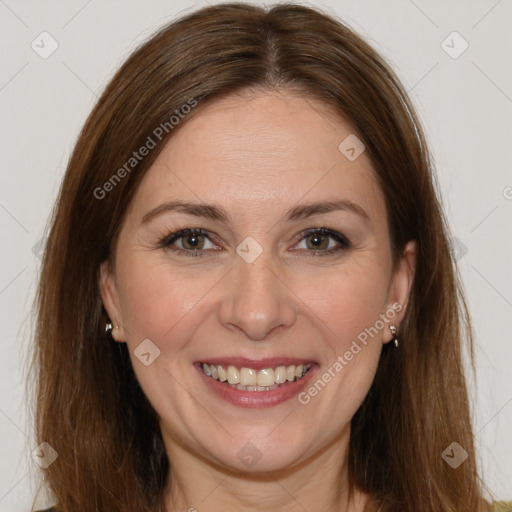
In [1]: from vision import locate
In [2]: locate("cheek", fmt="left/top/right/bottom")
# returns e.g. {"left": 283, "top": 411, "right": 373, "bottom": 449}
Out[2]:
{"left": 116, "top": 259, "right": 205, "bottom": 345}
{"left": 296, "top": 265, "right": 387, "bottom": 422}
{"left": 295, "top": 259, "right": 390, "bottom": 353}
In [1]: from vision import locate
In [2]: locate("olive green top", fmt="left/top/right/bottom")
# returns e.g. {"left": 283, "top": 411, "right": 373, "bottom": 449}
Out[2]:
{"left": 492, "top": 503, "right": 512, "bottom": 512}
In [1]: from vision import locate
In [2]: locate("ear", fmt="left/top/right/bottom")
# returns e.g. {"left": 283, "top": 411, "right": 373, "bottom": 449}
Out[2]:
{"left": 99, "top": 260, "right": 126, "bottom": 343}
{"left": 383, "top": 240, "right": 417, "bottom": 343}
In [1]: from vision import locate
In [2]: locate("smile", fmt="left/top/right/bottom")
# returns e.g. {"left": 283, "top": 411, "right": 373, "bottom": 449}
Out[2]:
{"left": 201, "top": 363, "right": 313, "bottom": 391}
{"left": 194, "top": 359, "right": 318, "bottom": 408}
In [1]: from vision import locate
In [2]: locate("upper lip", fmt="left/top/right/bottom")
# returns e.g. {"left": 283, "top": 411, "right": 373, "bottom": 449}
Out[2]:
{"left": 196, "top": 357, "right": 316, "bottom": 370}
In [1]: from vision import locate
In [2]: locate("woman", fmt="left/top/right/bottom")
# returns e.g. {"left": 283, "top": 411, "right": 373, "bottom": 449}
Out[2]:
{"left": 30, "top": 2, "right": 507, "bottom": 511}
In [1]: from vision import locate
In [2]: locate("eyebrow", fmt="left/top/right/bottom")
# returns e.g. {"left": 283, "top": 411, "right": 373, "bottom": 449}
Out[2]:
{"left": 141, "top": 199, "right": 370, "bottom": 225}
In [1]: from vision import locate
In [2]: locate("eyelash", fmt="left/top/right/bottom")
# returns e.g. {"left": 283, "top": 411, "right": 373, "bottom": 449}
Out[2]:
{"left": 158, "top": 227, "right": 351, "bottom": 258}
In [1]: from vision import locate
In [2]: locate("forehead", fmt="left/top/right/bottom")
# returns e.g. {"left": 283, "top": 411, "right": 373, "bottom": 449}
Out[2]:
{"left": 126, "top": 88, "right": 387, "bottom": 229}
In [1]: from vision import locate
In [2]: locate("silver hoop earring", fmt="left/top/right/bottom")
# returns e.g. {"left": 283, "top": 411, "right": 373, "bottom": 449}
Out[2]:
{"left": 105, "top": 322, "right": 114, "bottom": 339}
{"left": 390, "top": 324, "right": 399, "bottom": 348}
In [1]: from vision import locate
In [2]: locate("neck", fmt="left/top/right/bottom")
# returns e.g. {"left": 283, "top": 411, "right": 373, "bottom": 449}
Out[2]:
{"left": 162, "top": 425, "right": 369, "bottom": 512}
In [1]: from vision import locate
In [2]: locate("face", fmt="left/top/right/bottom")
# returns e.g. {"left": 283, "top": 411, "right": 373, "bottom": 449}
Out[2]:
{"left": 100, "top": 88, "right": 415, "bottom": 474}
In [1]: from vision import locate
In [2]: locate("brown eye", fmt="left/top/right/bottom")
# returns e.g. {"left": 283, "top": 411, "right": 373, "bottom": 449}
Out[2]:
{"left": 305, "top": 232, "right": 330, "bottom": 250}
{"left": 181, "top": 233, "right": 206, "bottom": 250}
{"left": 160, "top": 228, "right": 217, "bottom": 257}
{"left": 295, "top": 228, "right": 351, "bottom": 256}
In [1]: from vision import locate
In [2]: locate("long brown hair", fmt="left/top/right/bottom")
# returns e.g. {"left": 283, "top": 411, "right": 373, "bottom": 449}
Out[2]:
{"left": 29, "top": 3, "right": 490, "bottom": 511}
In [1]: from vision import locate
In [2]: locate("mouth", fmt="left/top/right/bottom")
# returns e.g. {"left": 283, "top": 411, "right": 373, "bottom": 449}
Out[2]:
{"left": 198, "top": 362, "right": 312, "bottom": 391}
{"left": 194, "top": 358, "right": 318, "bottom": 408}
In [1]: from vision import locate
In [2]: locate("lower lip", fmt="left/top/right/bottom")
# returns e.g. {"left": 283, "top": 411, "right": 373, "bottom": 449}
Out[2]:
{"left": 194, "top": 363, "right": 318, "bottom": 408}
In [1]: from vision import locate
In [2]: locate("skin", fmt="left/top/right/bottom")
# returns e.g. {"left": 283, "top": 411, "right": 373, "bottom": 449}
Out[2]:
{"left": 100, "top": 88, "right": 416, "bottom": 512}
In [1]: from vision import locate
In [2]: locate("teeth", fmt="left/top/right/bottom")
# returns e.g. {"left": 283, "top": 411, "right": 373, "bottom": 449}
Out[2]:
{"left": 240, "top": 367, "right": 257, "bottom": 386}
{"left": 231, "top": 383, "right": 279, "bottom": 391}
{"left": 217, "top": 365, "right": 227, "bottom": 382}
{"left": 227, "top": 365, "right": 240, "bottom": 384}
{"left": 201, "top": 363, "right": 312, "bottom": 389}
{"left": 257, "top": 368, "right": 275, "bottom": 387}
{"left": 275, "top": 366, "right": 287, "bottom": 384}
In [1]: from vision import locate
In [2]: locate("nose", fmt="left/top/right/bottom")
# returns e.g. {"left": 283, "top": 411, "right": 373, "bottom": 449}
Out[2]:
{"left": 217, "top": 251, "right": 297, "bottom": 341}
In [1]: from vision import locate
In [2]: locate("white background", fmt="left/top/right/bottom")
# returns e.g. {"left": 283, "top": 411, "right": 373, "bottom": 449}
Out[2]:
{"left": 0, "top": 0, "right": 511, "bottom": 509}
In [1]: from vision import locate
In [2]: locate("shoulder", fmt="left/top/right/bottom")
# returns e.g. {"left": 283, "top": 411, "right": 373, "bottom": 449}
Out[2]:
{"left": 491, "top": 502, "right": 512, "bottom": 511}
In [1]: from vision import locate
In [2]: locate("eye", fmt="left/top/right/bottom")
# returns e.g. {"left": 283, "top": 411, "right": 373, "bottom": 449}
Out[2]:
{"left": 159, "top": 226, "right": 351, "bottom": 258}
{"left": 160, "top": 228, "right": 218, "bottom": 257}
{"left": 293, "top": 227, "right": 351, "bottom": 256}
